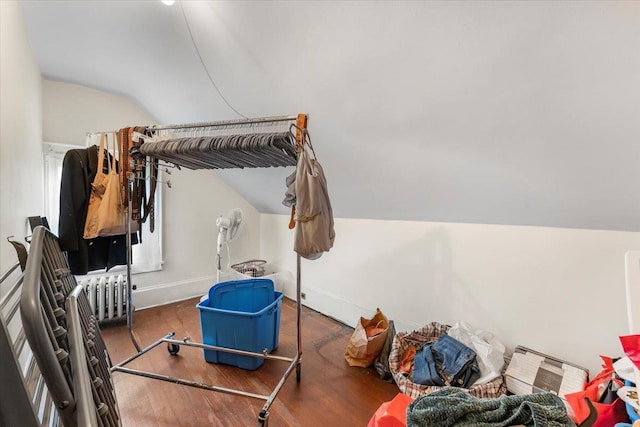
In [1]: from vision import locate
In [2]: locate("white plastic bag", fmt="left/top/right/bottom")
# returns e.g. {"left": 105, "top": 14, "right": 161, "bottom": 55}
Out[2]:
{"left": 447, "top": 321, "right": 505, "bottom": 385}
{"left": 613, "top": 356, "right": 639, "bottom": 384}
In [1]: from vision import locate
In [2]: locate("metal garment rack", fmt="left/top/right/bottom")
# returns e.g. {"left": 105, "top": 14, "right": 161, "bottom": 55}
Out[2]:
{"left": 111, "top": 113, "right": 308, "bottom": 427}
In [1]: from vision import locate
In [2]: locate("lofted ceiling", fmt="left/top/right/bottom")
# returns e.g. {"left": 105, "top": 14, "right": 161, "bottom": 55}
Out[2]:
{"left": 20, "top": 1, "right": 640, "bottom": 231}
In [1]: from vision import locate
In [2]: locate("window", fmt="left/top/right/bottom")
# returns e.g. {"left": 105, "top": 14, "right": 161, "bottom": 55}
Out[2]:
{"left": 43, "top": 141, "right": 163, "bottom": 275}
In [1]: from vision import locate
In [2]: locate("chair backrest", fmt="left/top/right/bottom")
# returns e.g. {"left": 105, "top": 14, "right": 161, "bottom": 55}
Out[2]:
{"left": 65, "top": 285, "right": 100, "bottom": 427}
{"left": 19, "top": 226, "right": 121, "bottom": 427}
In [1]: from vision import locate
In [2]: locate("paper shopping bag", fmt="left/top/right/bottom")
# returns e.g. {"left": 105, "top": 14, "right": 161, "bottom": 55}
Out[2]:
{"left": 345, "top": 308, "right": 389, "bottom": 368}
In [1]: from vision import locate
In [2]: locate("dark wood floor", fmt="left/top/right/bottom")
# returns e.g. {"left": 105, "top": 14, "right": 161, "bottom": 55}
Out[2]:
{"left": 101, "top": 297, "right": 399, "bottom": 427}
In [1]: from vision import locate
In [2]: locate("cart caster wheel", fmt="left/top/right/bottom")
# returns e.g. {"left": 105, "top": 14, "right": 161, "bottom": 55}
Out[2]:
{"left": 167, "top": 343, "right": 180, "bottom": 355}
{"left": 257, "top": 409, "right": 268, "bottom": 427}
{"left": 296, "top": 363, "right": 301, "bottom": 383}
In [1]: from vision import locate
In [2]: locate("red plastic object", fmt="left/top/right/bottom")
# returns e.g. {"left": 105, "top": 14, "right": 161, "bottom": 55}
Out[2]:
{"left": 620, "top": 335, "right": 640, "bottom": 369}
{"left": 565, "top": 356, "right": 628, "bottom": 427}
{"left": 367, "top": 393, "right": 414, "bottom": 427}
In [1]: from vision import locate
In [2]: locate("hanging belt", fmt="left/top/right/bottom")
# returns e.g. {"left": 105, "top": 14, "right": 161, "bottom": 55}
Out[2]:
{"left": 141, "top": 157, "right": 158, "bottom": 233}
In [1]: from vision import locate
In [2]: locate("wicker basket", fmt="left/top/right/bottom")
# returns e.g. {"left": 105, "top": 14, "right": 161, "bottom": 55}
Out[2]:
{"left": 389, "top": 322, "right": 506, "bottom": 399}
{"left": 230, "top": 259, "right": 267, "bottom": 277}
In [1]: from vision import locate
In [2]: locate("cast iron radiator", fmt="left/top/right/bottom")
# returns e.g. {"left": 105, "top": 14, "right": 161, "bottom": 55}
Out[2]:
{"left": 76, "top": 274, "right": 127, "bottom": 323}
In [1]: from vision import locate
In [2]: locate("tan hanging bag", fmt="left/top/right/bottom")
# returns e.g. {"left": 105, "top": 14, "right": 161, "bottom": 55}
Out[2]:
{"left": 84, "top": 132, "right": 133, "bottom": 238}
{"left": 293, "top": 138, "right": 335, "bottom": 260}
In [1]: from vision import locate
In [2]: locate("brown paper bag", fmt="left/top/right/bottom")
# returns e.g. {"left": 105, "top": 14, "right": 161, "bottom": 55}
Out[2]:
{"left": 345, "top": 308, "right": 389, "bottom": 367}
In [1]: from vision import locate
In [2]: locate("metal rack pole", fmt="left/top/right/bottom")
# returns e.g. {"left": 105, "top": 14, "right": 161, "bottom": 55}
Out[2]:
{"left": 297, "top": 254, "right": 302, "bottom": 361}
{"left": 150, "top": 115, "right": 298, "bottom": 132}
{"left": 126, "top": 172, "right": 142, "bottom": 352}
{"left": 257, "top": 254, "right": 303, "bottom": 425}
{"left": 86, "top": 116, "right": 298, "bottom": 137}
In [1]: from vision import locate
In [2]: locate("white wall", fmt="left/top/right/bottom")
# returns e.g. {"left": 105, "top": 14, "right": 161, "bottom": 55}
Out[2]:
{"left": 43, "top": 80, "right": 158, "bottom": 145}
{"left": 0, "top": 1, "right": 43, "bottom": 272}
{"left": 41, "top": 80, "right": 262, "bottom": 307}
{"left": 261, "top": 214, "right": 640, "bottom": 375}
{"left": 136, "top": 167, "right": 262, "bottom": 307}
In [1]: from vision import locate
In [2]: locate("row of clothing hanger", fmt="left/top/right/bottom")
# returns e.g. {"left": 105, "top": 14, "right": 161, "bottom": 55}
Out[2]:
{"left": 138, "top": 131, "right": 298, "bottom": 170}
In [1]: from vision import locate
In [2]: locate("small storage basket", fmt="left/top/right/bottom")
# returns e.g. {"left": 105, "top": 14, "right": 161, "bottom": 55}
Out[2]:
{"left": 231, "top": 259, "right": 267, "bottom": 277}
{"left": 389, "top": 322, "right": 506, "bottom": 399}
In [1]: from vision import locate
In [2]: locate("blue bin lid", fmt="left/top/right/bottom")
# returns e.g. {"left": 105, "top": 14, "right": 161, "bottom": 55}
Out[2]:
{"left": 207, "top": 278, "right": 275, "bottom": 312}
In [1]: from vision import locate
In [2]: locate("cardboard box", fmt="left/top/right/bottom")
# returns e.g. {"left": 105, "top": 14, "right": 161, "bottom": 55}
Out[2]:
{"left": 505, "top": 345, "right": 589, "bottom": 403}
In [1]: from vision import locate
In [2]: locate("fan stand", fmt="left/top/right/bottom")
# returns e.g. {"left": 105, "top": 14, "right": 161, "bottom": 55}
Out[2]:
{"left": 216, "top": 226, "right": 226, "bottom": 283}
{"left": 214, "top": 209, "right": 242, "bottom": 284}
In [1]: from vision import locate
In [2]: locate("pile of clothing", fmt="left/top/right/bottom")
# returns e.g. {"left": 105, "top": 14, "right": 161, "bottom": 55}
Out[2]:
{"left": 402, "top": 334, "right": 481, "bottom": 388}
{"left": 389, "top": 322, "right": 506, "bottom": 398}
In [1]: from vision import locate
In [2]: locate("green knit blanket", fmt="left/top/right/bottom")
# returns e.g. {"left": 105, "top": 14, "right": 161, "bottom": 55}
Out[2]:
{"left": 406, "top": 387, "right": 576, "bottom": 427}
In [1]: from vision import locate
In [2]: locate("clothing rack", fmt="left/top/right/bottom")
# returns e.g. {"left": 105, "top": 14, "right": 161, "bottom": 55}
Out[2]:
{"left": 113, "top": 113, "right": 309, "bottom": 427}
{"left": 137, "top": 115, "right": 303, "bottom": 170}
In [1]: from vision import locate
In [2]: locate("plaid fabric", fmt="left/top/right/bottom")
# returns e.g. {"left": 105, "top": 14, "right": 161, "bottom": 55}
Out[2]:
{"left": 390, "top": 322, "right": 506, "bottom": 399}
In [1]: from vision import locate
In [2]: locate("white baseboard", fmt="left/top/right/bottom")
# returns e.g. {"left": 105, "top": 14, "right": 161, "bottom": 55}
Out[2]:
{"left": 132, "top": 276, "right": 421, "bottom": 334}
{"left": 133, "top": 275, "right": 215, "bottom": 310}
{"left": 298, "top": 285, "right": 357, "bottom": 327}
{"left": 135, "top": 272, "right": 292, "bottom": 311}
{"left": 132, "top": 275, "right": 359, "bottom": 323}
{"left": 300, "top": 284, "right": 422, "bottom": 333}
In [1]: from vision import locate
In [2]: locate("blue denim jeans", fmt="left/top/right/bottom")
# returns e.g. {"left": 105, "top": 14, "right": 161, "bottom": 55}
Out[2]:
{"left": 413, "top": 335, "right": 481, "bottom": 388}
{"left": 432, "top": 334, "right": 480, "bottom": 388}
{"left": 413, "top": 342, "right": 445, "bottom": 386}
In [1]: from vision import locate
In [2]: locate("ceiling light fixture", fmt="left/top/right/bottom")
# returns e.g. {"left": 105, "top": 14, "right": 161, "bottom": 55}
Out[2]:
{"left": 161, "top": 0, "right": 175, "bottom": 6}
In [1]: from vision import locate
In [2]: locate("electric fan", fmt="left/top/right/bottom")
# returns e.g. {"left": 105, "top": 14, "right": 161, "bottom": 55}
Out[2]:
{"left": 216, "top": 208, "right": 243, "bottom": 282}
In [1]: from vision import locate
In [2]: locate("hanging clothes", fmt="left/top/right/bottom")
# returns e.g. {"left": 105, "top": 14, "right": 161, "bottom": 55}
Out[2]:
{"left": 284, "top": 142, "right": 335, "bottom": 260}
{"left": 58, "top": 145, "right": 136, "bottom": 275}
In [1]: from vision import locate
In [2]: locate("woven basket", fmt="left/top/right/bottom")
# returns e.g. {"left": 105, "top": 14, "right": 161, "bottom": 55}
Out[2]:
{"left": 230, "top": 259, "right": 267, "bottom": 277}
{"left": 389, "top": 322, "right": 506, "bottom": 399}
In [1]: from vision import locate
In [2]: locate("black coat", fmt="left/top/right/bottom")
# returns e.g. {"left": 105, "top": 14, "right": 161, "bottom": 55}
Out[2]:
{"left": 58, "top": 145, "right": 135, "bottom": 275}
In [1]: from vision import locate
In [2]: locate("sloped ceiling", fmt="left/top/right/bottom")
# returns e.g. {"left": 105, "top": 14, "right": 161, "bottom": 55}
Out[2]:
{"left": 21, "top": 1, "right": 640, "bottom": 231}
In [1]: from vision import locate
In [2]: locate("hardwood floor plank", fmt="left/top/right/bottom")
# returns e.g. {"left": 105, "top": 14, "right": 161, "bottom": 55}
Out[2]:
{"left": 101, "top": 297, "right": 399, "bottom": 426}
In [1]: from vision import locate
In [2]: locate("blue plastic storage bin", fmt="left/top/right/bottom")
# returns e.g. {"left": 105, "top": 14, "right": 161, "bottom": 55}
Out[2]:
{"left": 197, "top": 279, "right": 282, "bottom": 371}
{"left": 208, "top": 278, "right": 275, "bottom": 311}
